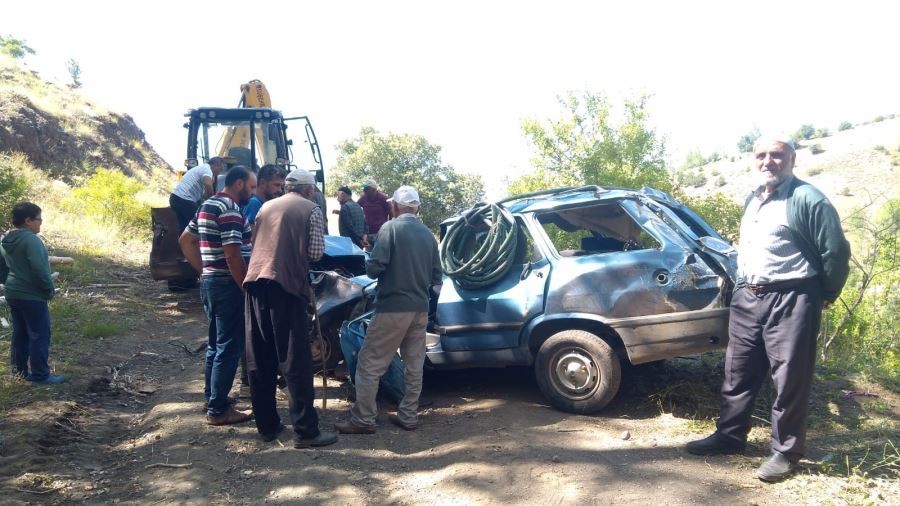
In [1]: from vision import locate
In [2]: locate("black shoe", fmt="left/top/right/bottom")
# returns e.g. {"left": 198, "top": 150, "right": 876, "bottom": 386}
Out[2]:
{"left": 294, "top": 431, "right": 338, "bottom": 448}
{"left": 757, "top": 452, "right": 797, "bottom": 482}
{"left": 260, "top": 423, "right": 286, "bottom": 442}
{"left": 685, "top": 433, "right": 746, "bottom": 456}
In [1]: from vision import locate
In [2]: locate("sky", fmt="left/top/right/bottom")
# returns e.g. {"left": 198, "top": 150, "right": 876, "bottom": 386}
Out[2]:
{"left": 4, "top": 1, "right": 899, "bottom": 196}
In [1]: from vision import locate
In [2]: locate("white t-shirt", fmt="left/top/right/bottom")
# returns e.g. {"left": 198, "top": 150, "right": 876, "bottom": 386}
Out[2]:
{"left": 172, "top": 164, "right": 213, "bottom": 202}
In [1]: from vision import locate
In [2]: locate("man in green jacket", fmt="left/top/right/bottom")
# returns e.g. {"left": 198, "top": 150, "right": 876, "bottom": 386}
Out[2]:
{"left": 336, "top": 185, "right": 442, "bottom": 434}
{"left": 686, "top": 137, "right": 850, "bottom": 482}
{"left": 1, "top": 202, "right": 64, "bottom": 384}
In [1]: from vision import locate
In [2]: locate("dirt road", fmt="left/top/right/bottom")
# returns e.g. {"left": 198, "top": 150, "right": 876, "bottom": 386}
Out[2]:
{"left": 0, "top": 274, "right": 883, "bottom": 505}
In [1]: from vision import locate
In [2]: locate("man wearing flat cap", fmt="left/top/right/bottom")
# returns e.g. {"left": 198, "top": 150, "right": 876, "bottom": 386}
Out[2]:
{"left": 336, "top": 185, "right": 442, "bottom": 434}
{"left": 335, "top": 186, "right": 368, "bottom": 249}
{"left": 686, "top": 137, "right": 850, "bottom": 482}
{"left": 243, "top": 169, "right": 337, "bottom": 448}
{"left": 357, "top": 179, "right": 392, "bottom": 249}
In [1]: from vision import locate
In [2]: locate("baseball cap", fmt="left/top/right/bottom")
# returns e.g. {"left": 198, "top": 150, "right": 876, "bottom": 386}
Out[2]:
{"left": 392, "top": 185, "right": 420, "bottom": 207}
{"left": 362, "top": 178, "right": 378, "bottom": 190}
{"left": 285, "top": 169, "right": 316, "bottom": 185}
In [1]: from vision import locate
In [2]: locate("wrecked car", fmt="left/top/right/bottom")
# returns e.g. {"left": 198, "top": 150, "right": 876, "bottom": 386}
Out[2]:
{"left": 341, "top": 185, "right": 738, "bottom": 414}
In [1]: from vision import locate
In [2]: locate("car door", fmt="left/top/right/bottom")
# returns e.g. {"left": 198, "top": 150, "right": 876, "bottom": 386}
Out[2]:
{"left": 435, "top": 219, "right": 550, "bottom": 356}
{"left": 538, "top": 198, "right": 731, "bottom": 364}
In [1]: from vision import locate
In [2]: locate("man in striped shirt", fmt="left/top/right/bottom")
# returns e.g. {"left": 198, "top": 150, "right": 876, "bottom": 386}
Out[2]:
{"left": 180, "top": 166, "right": 257, "bottom": 425}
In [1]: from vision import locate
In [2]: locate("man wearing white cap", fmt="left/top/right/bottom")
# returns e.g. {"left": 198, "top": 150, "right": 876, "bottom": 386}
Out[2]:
{"left": 242, "top": 168, "right": 337, "bottom": 448}
{"left": 336, "top": 185, "right": 442, "bottom": 434}
{"left": 686, "top": 137, "right": 850, "bottom": 482}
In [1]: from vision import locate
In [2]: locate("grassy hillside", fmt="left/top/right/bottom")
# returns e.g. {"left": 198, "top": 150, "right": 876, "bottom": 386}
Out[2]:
{"left": 0, "top": 55, "right": 172, "bottom": 190}
{"left": 680, "top": 118, "right": 900, "bottom": 216}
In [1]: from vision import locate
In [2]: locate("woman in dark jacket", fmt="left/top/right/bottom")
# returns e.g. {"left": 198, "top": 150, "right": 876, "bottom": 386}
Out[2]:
{"left": 0, "top": 202, "right": 64, "bottom": 384}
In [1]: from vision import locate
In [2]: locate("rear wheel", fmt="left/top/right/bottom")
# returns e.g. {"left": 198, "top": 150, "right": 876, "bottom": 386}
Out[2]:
{"left": 534, "top": 329, "right": 621, "bottom": 414}
{"left": 310, "top": 317, "right": 343, "bottom": 373}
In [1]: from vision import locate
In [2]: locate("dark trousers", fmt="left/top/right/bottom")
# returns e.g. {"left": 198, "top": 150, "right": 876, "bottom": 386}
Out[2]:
{"left": 8, "top": 299, "right": 52, "bottom": 381}
{"left": 245, "top": 280, "right": 320, "bottom": 438}
{"left": 169, "top": 193, "right": 199, "bottom": 233}
{"left": 716, "top": 278, "right": 823, "bottom": 460}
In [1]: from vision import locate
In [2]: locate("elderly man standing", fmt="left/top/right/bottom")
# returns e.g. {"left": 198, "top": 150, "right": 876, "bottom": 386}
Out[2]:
{"left": 357, "top": 179, "right": 392, "bottom": 249}
{"left": 686, "top": 137, "right": 850, "bottom": 482}
{"left": 179, "top": 166, "right": 256, "bottom": 426}
{"left": 335, "top": 186, "right": 368, "bottom": 249}
{"left": 336, "top": 186, "right": 442, "bottom": 434}
{"left": 170, "top": 157, "right": 225, "bottom": 232}
{"left": 243, "top": 169, "right": 338, "bottom": 448}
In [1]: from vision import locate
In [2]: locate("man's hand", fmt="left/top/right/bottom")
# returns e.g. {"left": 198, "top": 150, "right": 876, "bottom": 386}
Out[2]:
{"left": 361, "top": 235, "right": 369, "bottom": 250}
{"left": 179, "top": 230, "right": 203, "bottom": 274}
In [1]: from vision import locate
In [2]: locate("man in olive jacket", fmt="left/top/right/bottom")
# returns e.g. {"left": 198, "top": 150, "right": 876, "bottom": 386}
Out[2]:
{"left": 0, "top": 202, "right": 64, "bottom": 384}
{"left": 336, "top": 185, "right": 442, "bottom": 433}
{"left": 686, "top": 137, "right": 851, "bottom": 483}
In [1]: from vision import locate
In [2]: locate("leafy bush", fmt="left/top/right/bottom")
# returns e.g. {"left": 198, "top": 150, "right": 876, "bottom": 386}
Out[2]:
{"left": 677, "top": 171, "right": 707, "bottom": 188}
{"left": 874, "top": 115, "right": 885, "bottom": 123}
{"left": 814, "top": 128, "right": 830, "bottom": 138}
{"left": 0, "top": 152, "right": 34, "bottom": 228}
{"left": 809, "top": 144, "right": 825, "bottom": 155}
{"left": 715, "top": 176, "right": 726, "bottom": 187}
{"left": 807, "top": 166, "right": 824, "bottom": 176}
{"left": 67, "top": 168, "right": 150, "bottom": 236}
{"left": 838, "top": 121, "right": 853, "bottom": 131}
{"left": 820, "top": 200, "right": 900, "bottom": 382}
{"left": 737, "top": 128, "right": 761, "bottom": 153}
{"left": 676, "top": 192, "right": 743, "bottom": 242}
{"left": 792, "top": 124, "right": 816, "bottom": 142}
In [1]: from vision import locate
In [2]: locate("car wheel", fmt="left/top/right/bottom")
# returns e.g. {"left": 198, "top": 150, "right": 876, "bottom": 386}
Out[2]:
{"left": 534, "top": 330, "right": 621, "bottom": 414}
{"left": 310, "top": 317, "right": 343, "bottom": 373}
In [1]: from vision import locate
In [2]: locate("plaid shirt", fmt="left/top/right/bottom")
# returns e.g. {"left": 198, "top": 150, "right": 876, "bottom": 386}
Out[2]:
{"left": 186, "top": 193, "right": 251, "bottom": 277}
{"left": 308, "top": 207, "right": 325, "bottom": 262}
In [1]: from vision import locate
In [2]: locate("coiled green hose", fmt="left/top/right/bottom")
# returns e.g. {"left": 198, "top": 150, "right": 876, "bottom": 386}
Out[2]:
{"left": 440, "top": 202, "right": 519, "bottom": 290}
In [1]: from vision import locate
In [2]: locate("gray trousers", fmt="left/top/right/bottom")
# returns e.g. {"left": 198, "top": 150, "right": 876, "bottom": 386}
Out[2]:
{"left": 350, "top": 311, "right": 428, "bottom": 427}
{"left": 716, "top": 278, "right": 823, "bottom": 460}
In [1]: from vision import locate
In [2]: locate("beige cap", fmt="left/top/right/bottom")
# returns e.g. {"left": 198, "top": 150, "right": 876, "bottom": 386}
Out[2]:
{"left": 285, "top": 169, "right": 316, "bottom": 185}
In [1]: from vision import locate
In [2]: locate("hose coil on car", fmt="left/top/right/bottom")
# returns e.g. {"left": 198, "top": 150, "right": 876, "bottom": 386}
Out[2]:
{"left": 440, "top": 202, "right": 519, "bottom": 290}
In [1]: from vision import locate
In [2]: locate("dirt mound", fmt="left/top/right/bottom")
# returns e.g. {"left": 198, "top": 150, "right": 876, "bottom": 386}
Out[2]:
{"left": 0, "top": 57, "right": 172, "bottom": 186}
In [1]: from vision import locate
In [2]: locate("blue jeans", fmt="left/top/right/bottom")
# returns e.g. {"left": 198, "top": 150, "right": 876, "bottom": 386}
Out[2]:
{"left": 200, "top": 276, "right": 245, "bottom": 416}
{"left": 7, "top": 299, "right": 52, "bottom": 381}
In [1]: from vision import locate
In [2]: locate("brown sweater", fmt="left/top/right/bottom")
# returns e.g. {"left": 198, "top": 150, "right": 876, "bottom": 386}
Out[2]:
{"left": 244, "top": 193, "right": 316, "bottom": 299}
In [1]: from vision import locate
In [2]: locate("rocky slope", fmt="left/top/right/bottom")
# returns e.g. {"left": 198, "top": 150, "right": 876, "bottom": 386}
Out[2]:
{"left": 0, "top": 56, "right": 171, "bottom": 188}
{"left": 680, "top": 118, "right": 900, "bottom": 215}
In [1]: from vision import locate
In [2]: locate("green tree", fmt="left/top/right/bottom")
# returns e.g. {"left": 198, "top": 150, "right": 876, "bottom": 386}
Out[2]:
{"left": 681, "top": 149, "right": 708, "bottom": 169}
{"left": 66, "top": 58, "right": 82, "bottom": 89}
{"left": 329, "top": 127, "right": 484, "bottom": 232}
{"left": 838, "top": 121, "right": 853, "bottom": 132}
{"left": 0, "top": 35, "right": 35, "bottom": 59}
{"left": 677, "top": 192, "right": 743, "bottom": 243}
{"left": 737, "top": 127, "right": 761, "bottom": 153}
{"left": 516, "top": 92, "right": 669, "bottom": 193}
{"left": 792, "top": 124, "right": 816, "bottom": 142}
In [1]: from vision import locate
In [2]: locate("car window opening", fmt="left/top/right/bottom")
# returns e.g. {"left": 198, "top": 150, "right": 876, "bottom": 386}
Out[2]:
{"left": 538, "top": 203, "right": 662, "bottom": 257}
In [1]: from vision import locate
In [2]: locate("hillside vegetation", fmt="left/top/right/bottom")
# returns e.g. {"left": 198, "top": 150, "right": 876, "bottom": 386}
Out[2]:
{"left": 678, "top": 118, "right": 900, "bottom": 217}
{"left": 0, "top": 55, "right": 172, "bottom": 189}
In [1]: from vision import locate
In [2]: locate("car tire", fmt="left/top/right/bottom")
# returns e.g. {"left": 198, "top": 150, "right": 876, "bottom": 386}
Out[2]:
{"left": 534, "top": 329, "right": 621, "bottom": 414}
{"left": 310, "top": 317, "right": 343, "bottom": 373}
